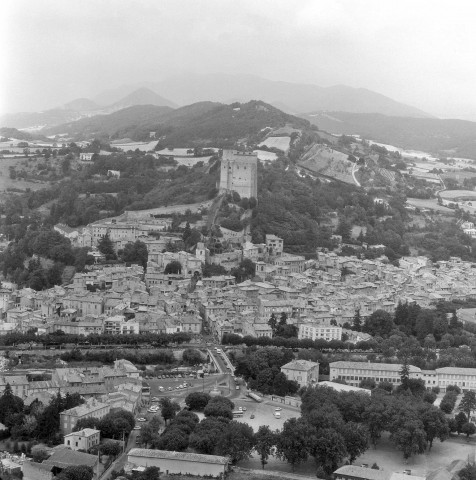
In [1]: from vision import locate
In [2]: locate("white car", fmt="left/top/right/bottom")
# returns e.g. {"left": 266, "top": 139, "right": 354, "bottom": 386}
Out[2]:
{"left": 137, "top": 417, "right": 147, "bottom": 422}
{"left": 133, "top": 425, "right": 141, "bottom": 430}
{"left": 275, "top": 407, "right": 282, "bottom": 411}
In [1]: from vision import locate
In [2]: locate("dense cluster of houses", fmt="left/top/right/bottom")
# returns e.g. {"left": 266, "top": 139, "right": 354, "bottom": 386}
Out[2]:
{"left": 4, "top": 224, "right": 476, "bottom": 347}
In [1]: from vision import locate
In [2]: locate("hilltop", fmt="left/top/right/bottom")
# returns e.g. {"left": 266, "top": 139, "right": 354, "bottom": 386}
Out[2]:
{"left": 43, "top": 100, "right": 311, "bottom": 147}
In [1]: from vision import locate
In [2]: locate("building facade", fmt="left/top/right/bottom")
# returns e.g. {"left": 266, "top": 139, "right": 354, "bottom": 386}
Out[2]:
{"left": 64, "top": 428, "right": 100, "bottom": 451}
{"left": 280, "top": 360, "right": 319, "bottom": 387}
{"left": 219, "top": 150, "right": 258, "bottom": 199}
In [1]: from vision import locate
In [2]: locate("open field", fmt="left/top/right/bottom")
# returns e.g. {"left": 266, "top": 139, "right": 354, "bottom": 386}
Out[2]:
{"left": 0, "top": 156, "right": 51, "bottom": 192}
{"left": 442, "top": 171, "right": 476, "bottom": 182}
{"left": 258, "top": 136, "right": 291, "bottom": 153}
{"left": 440, "top": 189, "right": 476, "bottom": 200}
{"left": 298, "top": 143, "right": 355, "bottom": 184}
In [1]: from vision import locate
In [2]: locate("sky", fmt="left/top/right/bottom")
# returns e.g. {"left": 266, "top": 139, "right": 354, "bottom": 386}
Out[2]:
{"left": 2, "top": 0, "right": 476, "bottom": 119}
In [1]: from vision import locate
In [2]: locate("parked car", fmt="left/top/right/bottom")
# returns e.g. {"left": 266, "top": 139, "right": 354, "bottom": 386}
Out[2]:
{"left": 250, "top": 414, "right": 255, "bottom": 419}
{"left": 137, "top": 417, "right": 147, "bottom": 422}
{"left": 275, "top": 407, "right": 282, "bottom": 411}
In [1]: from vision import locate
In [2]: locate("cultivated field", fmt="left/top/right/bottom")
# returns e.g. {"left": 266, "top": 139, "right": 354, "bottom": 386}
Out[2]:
{"left": 298, "top": 144, "right": 355, "bottom": 184}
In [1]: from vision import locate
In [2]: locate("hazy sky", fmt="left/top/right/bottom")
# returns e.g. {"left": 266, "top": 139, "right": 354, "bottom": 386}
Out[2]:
{"left": 2, "top": 0, "right": 476, "bottom": 119}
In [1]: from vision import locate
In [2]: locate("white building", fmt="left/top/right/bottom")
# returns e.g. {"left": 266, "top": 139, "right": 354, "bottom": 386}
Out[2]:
{"left": 64, "top": 428, "right": 100, "bottom": 451}
{"left": 298, "top": 323, "right": 342, "bottom": 341}
{"left": 280, "top": 360, "right": 319, "bottom": 387}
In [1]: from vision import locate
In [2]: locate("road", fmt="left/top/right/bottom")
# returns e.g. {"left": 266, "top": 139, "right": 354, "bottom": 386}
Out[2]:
{"left": 352, "top": 161, "right": 361, "bottom": 187}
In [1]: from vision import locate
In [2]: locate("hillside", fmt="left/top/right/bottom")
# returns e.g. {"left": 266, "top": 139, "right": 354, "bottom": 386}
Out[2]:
{"left": 303, "top": 112, "right": 476, "bottom": 159}
{"left": 44, "top": 100, "right": 311, "bottom": 147}
{"left": 299, "top": 144, "right": 355, "bottom": 184}
{"left": 98, "top": 73, "right": 431, "bottom": 117}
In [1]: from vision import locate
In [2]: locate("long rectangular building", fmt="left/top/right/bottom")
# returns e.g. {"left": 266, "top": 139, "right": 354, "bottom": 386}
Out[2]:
{"left": 330, "top": 361, "right": 476, "bottom": 392}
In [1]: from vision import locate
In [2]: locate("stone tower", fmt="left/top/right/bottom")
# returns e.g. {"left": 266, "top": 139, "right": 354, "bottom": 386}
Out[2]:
{"left": 219, "top": 150, "right": 258, "bottom": 199}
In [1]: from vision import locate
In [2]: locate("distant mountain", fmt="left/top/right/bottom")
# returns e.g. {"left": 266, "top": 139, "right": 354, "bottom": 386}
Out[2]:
{"left": 0, "top": 127, "right": 46, "bottom": 141}
{"left": 44, "top": 100, "right": 310, "bottom": 147}
{"left": 132, "top": 73, "right": 431, "bottom": 117}
{"left": 109, "top": 88, "right": 176, "bottom": 110}
{"left": 63, "top": 98, "right": 100, "bottom": 112}
{"left": 1, "top": 89, "right": 175, "bottom": 130}
{"left": 43, "top": 104, "right": 174, "bottom": 139}
{"left": 304, "top": 111, "right": 476, "bottom": 159}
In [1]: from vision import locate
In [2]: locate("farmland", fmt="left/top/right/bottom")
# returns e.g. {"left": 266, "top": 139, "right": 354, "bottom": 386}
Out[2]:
{"left": 298, "top": 143, "right": 355, "bottom": 184}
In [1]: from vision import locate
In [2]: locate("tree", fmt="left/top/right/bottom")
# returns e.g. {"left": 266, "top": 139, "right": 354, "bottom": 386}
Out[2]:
{"left": 0, "top": 384, "right": 24, "bottom": 423}
{"left": 160, "top": 398, "right": 180, "bottom": 423}
{"left": 362, "top": 310, "right": 395, "bottom": 337}
{"left": 231, "top": 259, "right": 255, "bottom": 283}
{"left": 182, "top": 348, "right": 202, "bottom": 365}
{"left": 459, "top": 391, "right": 476, "bottom": 420}
{"left": 215, "top": 421, "right": 255, "bottom": 464}
{"left": 204, "top": 396, "right": 234, "bottom": 420}
{"left": 399, "top": 361, "right": 410, "bottom": 387}
{"left": 185, "top": 392, "right": 211, "bottom": 411}
{"left": 390, "top": 420, "right": 427, "bottom": 460}
{"left": 462, "top": 422, "right": 476, "bottom": 440}
{"left": 276, "top": 418, "right": 312, "bottom": 472}
{"left": 164, "top": 260, "right": 182, "bottom": 274}
{"left": 101, "top": 440, "right": 122, "bottom": 458}
{"left": 352, "top": 309, "right": 362, "bottom": 332}
{"left": 420, "top": 406, "right": 449, "bottom": 449}
{"left": 359, "top": 378, "right": 376, "bottom": 390}
{"left": 31, "top": 445, "right": 49, "bottom": 463}
{"left": 459, "top": 463, "right": 476, "bottom": 480}
{"left": 455, "top": 412, "right": 468, "bottom": 435}
{"left": 97, "top": 233, "right": 116, "bottom": 259}
{"left": 341, "top": 422, "right": 370, "bottom": 464}
{"left": 254, "top": 425, "right": 276, "bottom": 469}
{"left": 189, "top": 417, "right": 229, "bottom": 454}
{"left": 309, "top": 428, "right": 348, "bottom": 474}
{"left": 268, "top": 313, "right": 277, "bottom": 337}
{"left": 119, "top": 240, "right": 148, "bottom": 269}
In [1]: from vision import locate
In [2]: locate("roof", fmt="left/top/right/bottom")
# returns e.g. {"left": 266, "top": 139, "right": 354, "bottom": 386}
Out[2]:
{"left": 333, "top": 465, "right": 389, "bottom": 480}
{"left": 44, "top": 448, "right": 98, "bottom": 468}
{"left": 64, "top": 428, "right": 100, "bottom": 438}
{"left": 281, "top": 360, "right": 319, "bottom": 372}
{"left": 436, "top": 366, "right": 476, "bottom": 376}
{"left": 128, "top": 448, "right": 229, "bottom": 465}
{"left": 330, "top": 361, "right": 421, "bottom": 373}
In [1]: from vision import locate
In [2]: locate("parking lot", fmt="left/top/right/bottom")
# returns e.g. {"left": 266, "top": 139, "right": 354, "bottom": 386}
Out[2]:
{"left": 232, "top": 395, "right": 300, "bottom": 432}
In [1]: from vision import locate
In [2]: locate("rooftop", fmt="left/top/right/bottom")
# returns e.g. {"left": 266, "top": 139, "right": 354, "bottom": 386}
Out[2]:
{"left": 128, "top": 448, "right": 229, "bottom": 465}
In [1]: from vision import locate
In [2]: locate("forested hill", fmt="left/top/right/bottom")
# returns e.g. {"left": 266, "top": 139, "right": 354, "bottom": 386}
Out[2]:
{"left": 44, "top": 100, "right": 311, "bottom": 147}
{"left": 303, "top": 111, "right": 476, "bottom": 159}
